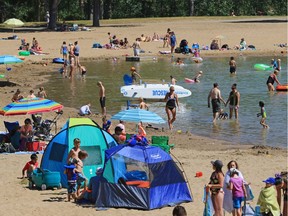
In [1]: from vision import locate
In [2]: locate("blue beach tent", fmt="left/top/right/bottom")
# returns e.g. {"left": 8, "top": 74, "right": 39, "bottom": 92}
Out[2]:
{"left": 41, "top": 118, "right": 117, "bottom": 187}
{"left": 95, "top": 143, "right": 193, "bottom": 210}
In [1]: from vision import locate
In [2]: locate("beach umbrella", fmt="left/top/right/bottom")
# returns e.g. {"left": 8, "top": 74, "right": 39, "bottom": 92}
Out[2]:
{"left": 0, "top": 55, "right": 23, "bottom": 65}
{"left": 111, "top": 108, "right": 165, "bottom": 124}
{"left": 4, "top": 18, "right": 24, "bottom": 27}
{"left": 0, "top": 97, "right": 63, "bottom": 116}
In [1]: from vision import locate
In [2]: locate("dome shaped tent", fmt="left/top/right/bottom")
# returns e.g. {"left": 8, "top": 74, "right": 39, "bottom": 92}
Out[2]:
{"left": 95, "top": 143, "right": 193, "bottom": 210}
{"left": 41, "top": 118, "right": 117, "bottom": 187}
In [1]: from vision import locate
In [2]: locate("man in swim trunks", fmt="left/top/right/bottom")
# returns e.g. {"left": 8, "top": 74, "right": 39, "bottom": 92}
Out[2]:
{"left": 208, "top": 83, "right": 226, "bottom": 122}
{"left": 97, "top": 81, "right": 106, "bottom": 116}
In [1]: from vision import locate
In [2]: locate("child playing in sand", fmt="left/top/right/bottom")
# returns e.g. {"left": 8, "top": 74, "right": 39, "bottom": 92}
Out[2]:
{"left": 193, "top": 71, "right": 203, "bottom": 83}
{"left": 229, "top": 168, "right": 247, "bottom": 216}
{"left": 22, "top": 153, "right": 38, "bottom": 179}
{"left": 67, "top": 138, "right": 81, "bottom": 163}
{"left": 75, "top": 150, "right": 88, "bottom": 197}
{"left": 257, "top": 101, "right": 269, "bottom": 128}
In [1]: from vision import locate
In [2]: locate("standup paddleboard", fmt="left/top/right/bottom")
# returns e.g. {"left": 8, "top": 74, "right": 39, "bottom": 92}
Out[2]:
{"left": 120, "top": 84, "right": 192, "bottom": 99}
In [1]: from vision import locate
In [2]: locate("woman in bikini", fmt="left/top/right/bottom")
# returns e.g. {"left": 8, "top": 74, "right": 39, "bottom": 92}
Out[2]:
{"left": 164, "top": 86, "right": 179, "bottom": 130}
{"left": 206, "top": 160, "right": 225, "bottom": 216}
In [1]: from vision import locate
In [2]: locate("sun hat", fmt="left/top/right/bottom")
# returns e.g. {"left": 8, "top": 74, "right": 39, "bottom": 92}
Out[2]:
{"left": 211, "top": 160, "right": 223, "bottom": 168}
{"left": 263, "top": 177, "right": 275, "bottom": 185}
{"left": 96, "top": 167, "right": 103, "bottom": 174}
{"left": 229, "top": 168, "right": 239, "bottom": 175}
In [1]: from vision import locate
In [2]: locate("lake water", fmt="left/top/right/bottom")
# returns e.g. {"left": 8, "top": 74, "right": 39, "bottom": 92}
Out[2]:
{"left": 44, "top": 55, "right": 287, "bottom": 148}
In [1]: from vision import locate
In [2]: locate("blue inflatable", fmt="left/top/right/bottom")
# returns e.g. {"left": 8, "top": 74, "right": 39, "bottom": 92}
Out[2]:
{"left": 123, "top": 74, "right": 133, "bottom": 85}
{"left": 53, "top": 58, "right": 64, "bottom": 64}
{"left": 92, "top": 43, "right": 102, "bottom": 48}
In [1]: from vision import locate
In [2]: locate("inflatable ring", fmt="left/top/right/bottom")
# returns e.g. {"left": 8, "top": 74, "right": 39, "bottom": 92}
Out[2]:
{"left": 184, "top": 78, "right": 195, "bottom": 83}
{"left": 254, "top": 64, "right": 272, "bottom": 71}
{"left": 19, "top": 51, "right": 30, "bottom": 56}
{"left": 276, "top": 84, "right": 288, "bottom": 92}
{"left": 52, "top": 58, "right": 64, "bottom": 64}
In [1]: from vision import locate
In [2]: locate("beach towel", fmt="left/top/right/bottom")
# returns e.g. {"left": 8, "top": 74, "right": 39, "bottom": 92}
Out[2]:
{"left": 202, "top": 186, "right": 214, "bottom": 216}
{"left": 257, "top": 186, "right": 280, "bottom": 215}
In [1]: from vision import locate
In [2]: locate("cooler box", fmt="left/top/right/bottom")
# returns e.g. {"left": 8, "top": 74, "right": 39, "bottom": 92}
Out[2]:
{"left": 26, "top": 141, "right": 46, "bottom": 151}
{"left": 31, "top": 168, "right": 61, "bottom": 190}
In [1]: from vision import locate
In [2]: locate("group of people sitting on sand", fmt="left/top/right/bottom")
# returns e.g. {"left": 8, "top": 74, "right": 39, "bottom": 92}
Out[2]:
{"left": 19, "top": 37, "right": 43, "bottom": 54}
{"left": 210, "top": 37, "right": 256, "bottom": 51}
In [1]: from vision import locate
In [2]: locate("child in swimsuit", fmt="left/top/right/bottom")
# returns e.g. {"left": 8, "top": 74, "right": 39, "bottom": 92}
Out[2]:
{"left": 257, "top": 101, "right": 269, "bottom": 128}
{"left": 218, "top": 109, "right": 228, "bottom": 120}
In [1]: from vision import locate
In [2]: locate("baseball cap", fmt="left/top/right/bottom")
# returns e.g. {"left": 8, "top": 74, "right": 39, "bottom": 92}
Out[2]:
{"left": 115, "top": 126, "right": 123, "bottom": 132}
{"left": 263, "top": 177, "right": 275, "bottom": 185}
{"left": 211, "top": 160, "right": 223, "bottom": 168}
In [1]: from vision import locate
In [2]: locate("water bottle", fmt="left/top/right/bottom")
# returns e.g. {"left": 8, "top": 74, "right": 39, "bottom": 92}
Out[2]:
{"left": 140, "top": 79, "right": 142, "bottom": 85}
{"left": 144, "top": 82, "right": 147, "bottom": 88}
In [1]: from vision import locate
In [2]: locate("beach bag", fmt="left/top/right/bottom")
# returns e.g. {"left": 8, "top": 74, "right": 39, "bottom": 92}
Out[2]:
{"left": 242, "top": 203, "right": 255, "bottom": 215}
{"left": 245, "top": 184, "right": 255, "bottom": 201}
{"left": 175, "top": 47, "right": 181, "bottom": 53}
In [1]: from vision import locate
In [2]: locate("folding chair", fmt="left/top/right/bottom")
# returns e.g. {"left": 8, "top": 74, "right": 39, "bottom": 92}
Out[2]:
{"left": 126, "top": 100, "right": 139, "bottom": 110}
{"left": 150, "top": 135, "right": 175, "bottom": 153}
{"left": 4, "top": 121, "right": 19, "bottom": 134}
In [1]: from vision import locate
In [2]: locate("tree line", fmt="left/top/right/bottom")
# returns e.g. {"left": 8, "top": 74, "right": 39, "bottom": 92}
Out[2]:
{"left": 0, "top": 0, "right": 286, "bottom": 28}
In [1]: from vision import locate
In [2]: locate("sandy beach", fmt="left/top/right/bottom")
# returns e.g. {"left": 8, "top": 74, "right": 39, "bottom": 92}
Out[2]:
{"left": 0, "top": 17, "right": 287, "bottom": 216}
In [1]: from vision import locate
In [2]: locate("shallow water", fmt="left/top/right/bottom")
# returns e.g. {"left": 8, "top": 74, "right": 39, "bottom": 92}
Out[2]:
{"left": 45, "top": 55, "right": 287, "bottom": 148}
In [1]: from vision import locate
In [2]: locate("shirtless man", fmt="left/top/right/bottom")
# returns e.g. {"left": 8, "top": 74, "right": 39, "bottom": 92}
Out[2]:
{"left": 229, "top": 56, "right": 237, "bottom": 74}
{"left": 97, "top": 81, "right": 106, "bottom": 116}
{"left": 170, "top": 75, "right": 177, "bottom": 85}
{"left": 208, "top": 83, "right": 226, "bottom": 122}
{"left": 139, "top": 97, "right": 149, "bottom": 110}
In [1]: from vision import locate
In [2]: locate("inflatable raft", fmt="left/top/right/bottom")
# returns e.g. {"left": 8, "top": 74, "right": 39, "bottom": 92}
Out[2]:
{"left": 276, "top": 84, "right": 288, "bottom": 92}
{"left": 52, "top": 58, "right": 64, "bottom": 64}
{"left": 184, "top": 78, "right": 195, "bottom": 83}
{"left": 254, "top": 64, "right": 272, "bottom": 71}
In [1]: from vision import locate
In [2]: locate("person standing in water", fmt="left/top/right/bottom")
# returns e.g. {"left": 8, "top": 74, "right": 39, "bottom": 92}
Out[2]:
{"left": 225, "top": 83, "right": 240, "bottom": 119}
{"left": 266, "top": 70, "right": 281, "bottom": 91}
{"left": 229, "top": 56, "right": 237, "bottom": 74}
{"left": 208, "top": 83, "right": 226, "bottom": 122}
{"left": 164, "top": 86, "right": 179, "bottom": 130}
{"left": 170, "top": 75, "right": 177, "bottom": 85}
{"left": 97, "top": 81, "right": 106, "bottom": 116}
{"left": 257, "top": 101, "right": 269, "bottom": 128}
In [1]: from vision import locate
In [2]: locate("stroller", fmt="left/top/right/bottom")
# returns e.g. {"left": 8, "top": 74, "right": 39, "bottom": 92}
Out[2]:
{"left": 32, "top": 110, "right": 63, "bottom": 141}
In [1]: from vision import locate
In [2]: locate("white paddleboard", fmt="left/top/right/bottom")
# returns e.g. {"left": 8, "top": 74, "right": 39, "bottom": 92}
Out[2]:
{"left": 120, "top": 84, "right": 192, "bottom": 99}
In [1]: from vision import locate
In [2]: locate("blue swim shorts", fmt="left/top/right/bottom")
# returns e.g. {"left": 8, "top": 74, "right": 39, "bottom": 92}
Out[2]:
{"left": 77, "top": 173, "right": 87, "bottom": 186}
{"left": 68, "top": 181, "right": 77, "bottom": 194}
{"left": 233, "top": 197, "right": 244, "bottom": 209}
